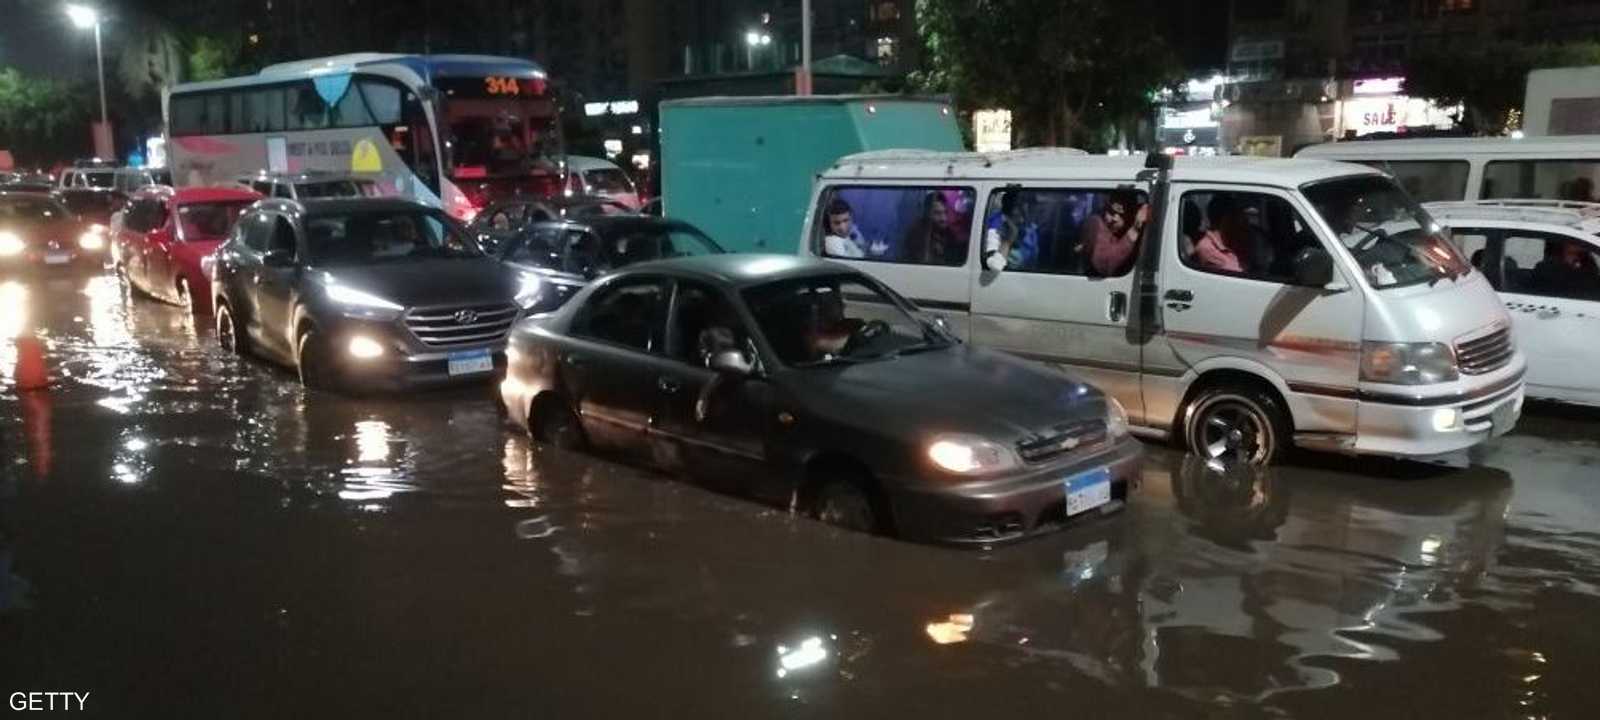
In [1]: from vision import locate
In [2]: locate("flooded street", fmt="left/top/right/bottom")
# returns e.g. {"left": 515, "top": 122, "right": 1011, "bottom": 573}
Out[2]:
{"left": 3, "top": 268, "right": 1600, "bottom": 718}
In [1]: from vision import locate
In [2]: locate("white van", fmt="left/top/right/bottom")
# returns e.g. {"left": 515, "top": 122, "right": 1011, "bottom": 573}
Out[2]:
{"left": 1425, "top": 200, "right": 1600, "bottom": 407}
{"left": 1295, "top": 135, "right": 1600, "bottom": 204}
{"left": 800, "top": 151, "right": 1525, "bottom": 464}
{"left": 563, "top": 155, "right": 642, "bottom": 210}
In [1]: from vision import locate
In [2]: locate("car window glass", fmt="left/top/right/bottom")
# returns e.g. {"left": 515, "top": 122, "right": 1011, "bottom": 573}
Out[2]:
{"left": 273, "top": 183, "right": 293, "bottom": 199}
{"left": 1180, "top": 190, "right": 1327, "bottom": 284}
{"left": 979, "top": 187, "right": 1149, "bottom": 276}
{"left": 251, "top": 181, "right": 272, "bottom": 195}
{"left": 1449, "top": 230, "right": 1493, "bottom": 275}
{"left": 815, "top": 185, "right": 976, "bottom": 266}
{"left": 241, "top": 212, "right": 273, "bottom": 253}
{"left": 1501, "top": 232, "right": 1600, "bottom": 301}
{"left": 1481, "top": 160, "right": 1600, "bottom": 201}
{"left": 505, "top": 226, "right": 561, "bottom": 267}
{"left": 575, "top": 278, "right": 669, "bottom": 353}
{"left": 743, "top": 275, "right": 941, "bottom": 366}
{"left": 177, "top": 201, "right": 252, "bottom": 242}
{"left": 0, "top": 197, "right": 65, "bottom": 222}
{"left": 669, "top": 281, "right": 751, "bottom": 368}
{"left": 1357, "top": 160, "right": 1470, "bottom": 203}
{"left": 304, "top": 210, "right": 480, "bottom": 265}
{"left": 269, "top": 216, "right": 297, "bottom": 254}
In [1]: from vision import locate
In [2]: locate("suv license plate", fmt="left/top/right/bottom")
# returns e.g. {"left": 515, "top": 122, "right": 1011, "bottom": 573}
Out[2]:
{"left": 45, "top": 253, "right": 71, "bottom": 265}
{"left": 1065, "top": 468, "right": 1112, "bottom": 516}
{"left": 447, "top": 349, "right": 493, "bottom": 376}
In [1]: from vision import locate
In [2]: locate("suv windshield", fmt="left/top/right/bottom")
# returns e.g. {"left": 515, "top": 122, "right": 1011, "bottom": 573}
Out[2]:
{"left": 742, "top": 274, "right": 953, "bottom": 367}
{"left": 1303, "top": 175, "right": 1471, "bottom": 288}
{"left": 177, "top": 201, "right": 253, "bottom": 242}
{"left": 305, "top": 210, "right": 481, "bottom": 266}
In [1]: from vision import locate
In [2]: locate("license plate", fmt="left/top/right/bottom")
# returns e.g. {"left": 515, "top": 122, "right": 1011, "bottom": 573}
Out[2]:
{"left": 447, "top": 349, "right": 494, "bottom": 376}
{"left": 1065, "top": 467, "right": 1112, "bottom": 516}
{"left": 44, "top": 253, "right": 71, "bottom": 265}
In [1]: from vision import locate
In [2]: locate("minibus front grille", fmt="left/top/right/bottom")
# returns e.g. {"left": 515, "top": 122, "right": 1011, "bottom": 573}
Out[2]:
{"left": 404, "top": 303, "right": 519, "bottom": 347}
{"left": 1456, "top": 327, "right": 1513, "bottom": 375}
{"left": 1017, "top": 419, "right": 1107, "bottom": 463}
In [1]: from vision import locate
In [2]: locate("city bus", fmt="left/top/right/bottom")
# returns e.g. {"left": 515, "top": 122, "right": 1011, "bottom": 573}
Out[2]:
{"left": 165, "top": 53, "right": 563, "bottom": 222}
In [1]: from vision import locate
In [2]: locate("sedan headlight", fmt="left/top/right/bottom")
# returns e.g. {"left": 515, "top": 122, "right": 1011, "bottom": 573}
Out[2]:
{"left": 1361, "top": 341, "right": 1459, "bottom": 385}
{"left": 78, "top": 228, "right": 105, "bottom": 250}
{"left": 927, "top": 433, "right": 1020, "bottom": 475}
{"left": 1106, "top": 397, "right": 1130, "bottom": 438}
{"left": 0, "top": 231, "right": 24, "bottom": 256}
{"left": 514, "top": 273, "right": 545, "bottom": 311}
{"left": 324, "top": 282, "right": 405, "bottom": 320}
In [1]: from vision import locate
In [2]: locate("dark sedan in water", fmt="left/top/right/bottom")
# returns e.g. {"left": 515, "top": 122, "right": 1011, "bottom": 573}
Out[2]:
{"left": 494, "top": 215, "right": 723, "bottom": 312}
{"left": 211, "top": 198, "right": 544, "bottom": 392}
{"left": 501, "top": 255, "right": 1141, "bottom": 544}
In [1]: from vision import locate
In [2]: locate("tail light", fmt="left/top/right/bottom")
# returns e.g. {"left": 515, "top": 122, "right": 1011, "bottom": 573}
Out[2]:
{"left": 443, "top": 181, "right": 485, "bottom": 223}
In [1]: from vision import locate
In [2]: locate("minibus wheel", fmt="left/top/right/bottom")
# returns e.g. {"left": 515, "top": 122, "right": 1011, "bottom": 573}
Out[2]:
{"left": 1181, "top": 384, "right": 1289, "bottom": 466}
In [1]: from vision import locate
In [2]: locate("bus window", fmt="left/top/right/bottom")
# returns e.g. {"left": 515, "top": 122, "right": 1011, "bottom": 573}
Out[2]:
{"left": 287, "top": 83, "right": 330, "bottom": 130}
{"left": 358, "top": 80, "right": 402, "bottom": 125}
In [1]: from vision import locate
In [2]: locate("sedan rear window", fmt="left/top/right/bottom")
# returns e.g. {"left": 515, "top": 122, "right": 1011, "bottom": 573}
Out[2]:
{"left": 177, "top": 201, "right": 253, "bottom": 242}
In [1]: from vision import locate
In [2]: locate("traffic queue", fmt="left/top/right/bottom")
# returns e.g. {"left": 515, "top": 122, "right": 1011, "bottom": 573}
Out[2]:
{"left": 7, "top": 139, "right": 1597, "bottom": 546}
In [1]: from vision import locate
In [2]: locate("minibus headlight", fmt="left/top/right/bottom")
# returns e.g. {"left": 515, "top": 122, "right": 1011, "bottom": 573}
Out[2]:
{"left": 1361, "top": 341, "right": 1458, "bottom": 385}
{"left": 927, "top": 434, "right": 1020, "bottom": 475}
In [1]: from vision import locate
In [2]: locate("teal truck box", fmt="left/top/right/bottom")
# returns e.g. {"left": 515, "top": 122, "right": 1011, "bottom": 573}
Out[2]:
{"left": 659, "top": 95, "right": 963, "bottom": 254}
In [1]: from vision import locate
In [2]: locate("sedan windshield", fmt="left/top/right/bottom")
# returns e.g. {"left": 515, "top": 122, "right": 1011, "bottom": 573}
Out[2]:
{"left": 305, "top": 210, "right": 481, "bottom": 266}
{"left": 584, "top": 169, "right": 635, "bottom": 194}
{"left": 1303, "top": 175, "right": 1471, "bottom": 288}
{"left": 0, "top": 197, "right": 69, "bottom": 224}
{"left": 177, "top": 201, "right": 253, "bottom": 242}
{"left": 507, "top": 225, "right": 721, "bottom": 275}
{"left": 742, "top": 274, "right": 953, "bottom": 367}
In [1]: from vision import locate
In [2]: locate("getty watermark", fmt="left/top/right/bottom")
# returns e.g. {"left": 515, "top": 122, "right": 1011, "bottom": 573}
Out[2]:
{"left": 8, "top": 692, "right": 90, "bottom": 711}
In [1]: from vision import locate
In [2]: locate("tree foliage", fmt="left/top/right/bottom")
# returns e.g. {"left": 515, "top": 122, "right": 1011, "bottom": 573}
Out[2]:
{"left": 1406, "top": 41, "right": 1600, "bottom": 134}
{"left": 0, "top": 69, "right": 93, "bottom": 165}
{"left": 912, "top": 0, "right": 1182, "bottom": 150}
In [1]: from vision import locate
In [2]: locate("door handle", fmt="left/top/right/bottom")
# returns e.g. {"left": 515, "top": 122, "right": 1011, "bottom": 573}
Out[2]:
{"left": 658, "top": 377, "right": 682, "bottom": 394}
{"left": 1163, "top": 289, "right": 1194, "bottom": 302}
{"left": 1107, "top": 291, "right": 1128, "bottom": 322}
{"left": 1537, "top": 307, "right": 1561, "bottom": 319}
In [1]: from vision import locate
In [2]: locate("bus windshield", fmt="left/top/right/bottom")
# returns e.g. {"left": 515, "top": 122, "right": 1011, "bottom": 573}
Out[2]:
{"left": 444, "top": 96, "right": 559, "bottom": 180}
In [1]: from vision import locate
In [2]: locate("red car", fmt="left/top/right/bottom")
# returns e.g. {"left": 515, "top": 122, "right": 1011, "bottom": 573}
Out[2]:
{"left": 116, "top": 186, "right": 261, "bottom": 314}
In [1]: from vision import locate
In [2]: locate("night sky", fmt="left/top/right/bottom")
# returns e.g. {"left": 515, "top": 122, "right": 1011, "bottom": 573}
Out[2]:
{"left": 1, "top": 0, "right": 103, "bottom": 80}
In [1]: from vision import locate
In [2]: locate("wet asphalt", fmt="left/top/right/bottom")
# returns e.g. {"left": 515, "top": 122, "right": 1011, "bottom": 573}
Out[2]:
{"left": 2, "top": 267, "right": 1598, "bottom": 718}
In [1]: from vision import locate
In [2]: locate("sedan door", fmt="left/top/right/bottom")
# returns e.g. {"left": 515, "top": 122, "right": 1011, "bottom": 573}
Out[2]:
{"left": 1493, "top": 229, "right": 1600, "bottom": 405}
{"left": 560, "top": 276, "right": 673, "bottom": 457}
{"left": 143, "top": 203, "right": 178, "bottom": 301}
{"left": 251, "top": 214, "right": 301, "bottom": 358}
{"left": 649, "top": 280, "right": 779, "bottom": 500}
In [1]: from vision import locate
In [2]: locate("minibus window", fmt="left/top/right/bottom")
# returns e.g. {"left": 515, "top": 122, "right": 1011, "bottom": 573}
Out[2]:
{"left": 1355, "top": 160, "right": 1469, "bottom": 203}
{"left": 816, "top": 186, "right": 975, "bottom": 267}
{"left": 1481, "top": 160, "right": 1600, "bottom": 201}
{"left": 1304, "top": 175, "right": 1471, "bottom": 289}
{"left": 978, "top": 187, "right": 1149, "bottom": 277}
{"left": 1178, "top": 190, "right": 1326, "bottom": 285}
{"left": 1501, "top": 233, "right": 1600, "bottom": 301}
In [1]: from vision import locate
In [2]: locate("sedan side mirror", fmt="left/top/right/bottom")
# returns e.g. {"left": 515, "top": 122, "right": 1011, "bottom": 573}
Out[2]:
{"left": 1293, "top": 246, "right": 1335, "bottom": 288}
{"left": 709, "top": 349, "right": 755, "bottom": 376}
{"left": 262, "top": 248, "right": 296, "bottom": 267}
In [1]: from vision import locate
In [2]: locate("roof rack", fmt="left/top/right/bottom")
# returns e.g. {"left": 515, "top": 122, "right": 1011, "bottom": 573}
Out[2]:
{"left": 835, "top": 147, "right": 1089, "bottom": 171}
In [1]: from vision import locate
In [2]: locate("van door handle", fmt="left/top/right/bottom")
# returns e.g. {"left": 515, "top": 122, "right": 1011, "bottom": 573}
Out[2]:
{"left": 1107, "top": 291, "right": 1128, "bottom": 322}
{"left": 1163, "top": 289, "right": 1194, "bottom": 302}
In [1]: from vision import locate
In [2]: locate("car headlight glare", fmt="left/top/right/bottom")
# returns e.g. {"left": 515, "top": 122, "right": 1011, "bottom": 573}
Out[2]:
{"left": 1361, "top": 341, "right": 1459, "bottom": 385}
{"left": 514, "top": 273, "right": 545, "bottom": 310}
{"left": 927, "top": 434, "right": 1019, "bottom": 475}
{"left": 0, "top": 231, "right": 24, "bottom": 256}
{"left": 78, "top": 230, "right": 105, "bottom": 250}
{"left": 1106, "top": 397, "right": 1130, "bottom": 438}
{"left": 347, "top": 335, "right": 385, "bottom": 359}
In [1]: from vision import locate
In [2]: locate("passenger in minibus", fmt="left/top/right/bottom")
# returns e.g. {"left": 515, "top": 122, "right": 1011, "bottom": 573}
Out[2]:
{"left": 1193, "top": 195, "right": 1253, "bottom": 274}
{"left": 980, "top": 191, "right": 1038, "bottom": 271}
{"left": 823, "top": 198, "right": 871, "bottom": 258}
{"left": 1087, "top": 189, "right": 1149, "bottom": 277}
{"left": 901, "top": 192, "right": 965, "bottom": 265}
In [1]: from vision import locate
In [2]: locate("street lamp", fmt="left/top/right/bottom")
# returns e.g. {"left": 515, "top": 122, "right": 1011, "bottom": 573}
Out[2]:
{"left": 64, "top": 3, "right": 110, "bottom": 158}
{"left": 744, "top": 30, "right": 772, "bottom": 71}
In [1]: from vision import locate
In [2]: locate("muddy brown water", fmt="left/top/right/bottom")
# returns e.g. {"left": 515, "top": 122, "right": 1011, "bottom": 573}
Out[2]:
{"left": 2, "top": 271, "right": 1597, "bottom": 718}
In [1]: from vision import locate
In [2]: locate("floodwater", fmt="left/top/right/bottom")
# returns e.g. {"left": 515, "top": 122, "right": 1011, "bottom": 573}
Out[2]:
{"left": 2, "top": 270, "right": 1599, "bottom": 718}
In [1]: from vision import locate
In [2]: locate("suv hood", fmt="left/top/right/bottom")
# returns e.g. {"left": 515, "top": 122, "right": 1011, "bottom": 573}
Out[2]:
{"left": 315, "top": 258, "right": 520, "bottom": 309}
{"left": 795, "top": 345, "right": 1108, "bottom": 443}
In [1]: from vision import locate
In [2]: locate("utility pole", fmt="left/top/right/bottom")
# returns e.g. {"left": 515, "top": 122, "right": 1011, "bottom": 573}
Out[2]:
{"left": 798, "top": 0, "right": 813, "bottom": 95}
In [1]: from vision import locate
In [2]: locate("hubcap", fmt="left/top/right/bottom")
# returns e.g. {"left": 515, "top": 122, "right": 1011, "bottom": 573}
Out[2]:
{"left": 818, "top": 487, "right": 874, "bottom": 531}
{"left": 1199, "top": 402, "right": 1269, "bottom": 465}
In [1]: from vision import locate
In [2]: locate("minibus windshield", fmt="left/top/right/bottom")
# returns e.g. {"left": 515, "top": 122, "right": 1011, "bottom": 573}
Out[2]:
{"left": 1304, "top": 175, "right": 1471, "bottom": 289}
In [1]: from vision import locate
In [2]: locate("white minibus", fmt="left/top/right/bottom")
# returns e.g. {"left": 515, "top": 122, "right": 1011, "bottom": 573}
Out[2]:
{"left": 800, "top": 151, "right": 1525, "bottom": 465}
{"left": 1295, "top": 135, "right": 1600, "bottom": 204}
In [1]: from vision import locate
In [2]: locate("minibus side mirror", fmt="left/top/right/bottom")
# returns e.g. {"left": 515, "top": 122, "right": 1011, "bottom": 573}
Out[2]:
{"left": 1292, "top": 247, "right": 1335, "bottom": 288}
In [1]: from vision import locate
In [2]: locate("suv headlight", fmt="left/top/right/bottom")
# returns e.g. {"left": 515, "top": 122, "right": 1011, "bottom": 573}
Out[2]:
{"left": 927, "top": 433, "right": 1020, "bottom": 475}
{"left": 1106, "top": 397, "right": 1130, "bottom": 438}
{"left": 1361, "top": 341, "right": 1458, "bottom": 385}
{"left": 0, "top": 231, "right": 24, "bottom": 256}
{"left": 325, "top": 283, "right": 404, "bottom": 321}
{"left": 514, "top": 273, "right": 545, "bottom": 311}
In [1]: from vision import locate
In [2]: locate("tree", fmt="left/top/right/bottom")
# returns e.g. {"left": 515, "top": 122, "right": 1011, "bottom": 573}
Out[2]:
{"left": 1406, "top": 41, "right": 1600, "bottom": 134}
{"left": 0, "top": 69, "right": 94, "bottom": 165}
{"left": 913, "top": 0, "right": 1182, "bottom": 150}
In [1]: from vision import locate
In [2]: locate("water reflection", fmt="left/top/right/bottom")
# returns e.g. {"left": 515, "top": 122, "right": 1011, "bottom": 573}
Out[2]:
{"left": 935, "top": 454, "right": 1516, "bottom": 703}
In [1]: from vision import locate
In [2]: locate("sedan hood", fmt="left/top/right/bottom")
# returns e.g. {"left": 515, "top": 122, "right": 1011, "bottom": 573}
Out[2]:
{"left": 796, "top": 345, "right": 1108, "bottom": 443}
{"left": 315, "top": 258, "right": 521, "bottom": 309}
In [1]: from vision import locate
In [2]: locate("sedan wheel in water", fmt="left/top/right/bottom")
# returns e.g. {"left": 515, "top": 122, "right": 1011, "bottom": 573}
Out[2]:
{"left": 177, "top": 278, "right": 194, "bottom": 315}
{"left": 532, "top": 400, "right": 586, "bottom": 451}
{"left": 814, "top": 478, "right": 882, "bottom": 534}
{"left": 1183, "top": 385, "right": 1288, "bottom": 467}
{"left": 216, "top": 304, "right": 250, "bottom": 357}
{"left": 296, "top": 329, "right": 336, "bottom": 390}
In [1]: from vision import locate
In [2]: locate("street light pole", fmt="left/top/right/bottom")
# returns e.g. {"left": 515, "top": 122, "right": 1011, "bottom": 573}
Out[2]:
{"left": 65, "top": 4, "right": 110, "bottom": 158}
{"left": 799, "top": 0, "right": 812, "bottom": 95}
{"left": 92, "top": 19, "right": 107, "bottom": 130}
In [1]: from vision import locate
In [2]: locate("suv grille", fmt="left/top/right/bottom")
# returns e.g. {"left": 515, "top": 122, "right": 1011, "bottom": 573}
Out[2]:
{"left": 404, "top": 302, "right": 519, "bottom": 348}
{"left": 1017, "top": 418, "right": 1106, "bottom": 463}
{"left": 1456, "top": 326, "right": 1513, "bottom": 375}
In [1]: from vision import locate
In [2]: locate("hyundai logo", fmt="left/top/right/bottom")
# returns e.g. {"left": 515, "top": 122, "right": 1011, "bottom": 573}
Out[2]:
{"left": 453, "top": 309, "right": 479, "bottom": 325}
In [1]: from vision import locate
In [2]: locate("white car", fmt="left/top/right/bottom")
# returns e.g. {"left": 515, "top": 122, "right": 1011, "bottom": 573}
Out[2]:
{"left": 563, "top": 155, "right": 642, "bottom": 210}
{"left": 1427, "top": 200, "right": 1600, "bottom": 407}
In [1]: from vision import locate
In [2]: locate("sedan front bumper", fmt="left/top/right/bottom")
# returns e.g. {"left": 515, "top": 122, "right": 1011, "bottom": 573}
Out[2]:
{"left": 888, "top": 435, "right": 1143, "bottom": 545}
